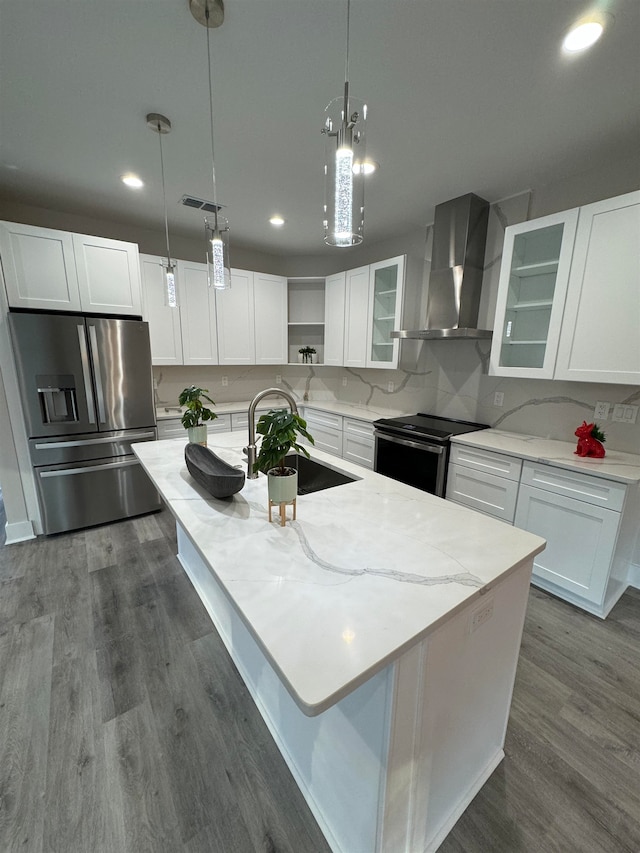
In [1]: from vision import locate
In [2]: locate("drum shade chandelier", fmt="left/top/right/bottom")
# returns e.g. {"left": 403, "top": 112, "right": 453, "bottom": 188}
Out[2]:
{"left": 322, "top": 0, "right": 367, "bottom": 247}
{"left": 147, "top": 112, "right": 178, "bottom": 308}
{"left": 191, "top": 0, "right": 231, "bottom": 290}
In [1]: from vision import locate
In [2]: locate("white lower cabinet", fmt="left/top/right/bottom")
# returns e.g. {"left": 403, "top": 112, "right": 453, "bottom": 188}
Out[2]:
{"left": 301, "top": 409, "right": 343, "bottom": 456}
{"left": 446, "top": 445, "right": 521, "bottom": 523}
{"left": 448, "top": 445, "right": 639, "bottom": 618}
{"left": 513, "top": 462, "right": 631, "bottom": 617}
{"left": 342, "top": 418, "right": 374, "bottom": 469}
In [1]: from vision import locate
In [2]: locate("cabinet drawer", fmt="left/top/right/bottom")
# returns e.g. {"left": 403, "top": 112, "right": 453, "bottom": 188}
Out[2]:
{"left": 343, "top": 434, "right": 374, "bottom": 469}
{"left": 344, "top": 417, "right": 375, "bottom": 440}
{"left": 446, "top": 463, "right": 519, "bottom": 523}
{"left": 207, "top": 414, "right": 232, "bottom": 434}
{"left": 303, "top": 409, "right": 343, "bottom": 432}
{"left": 157, "top": 418, "right": 184, "bottom": 440}
{"left": 450, "top": 445, "right": 522, "bottom": 481}
{"left": 520, "top": 462, "right": 626, "bottom": 511}
{"left": 231, "top": 411, "right": 248, "bottom": 431}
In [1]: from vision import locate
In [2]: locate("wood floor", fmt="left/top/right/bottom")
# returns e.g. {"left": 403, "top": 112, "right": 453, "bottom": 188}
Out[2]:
{"left": 1, "top": 505, "right": 639, "bottom": 853}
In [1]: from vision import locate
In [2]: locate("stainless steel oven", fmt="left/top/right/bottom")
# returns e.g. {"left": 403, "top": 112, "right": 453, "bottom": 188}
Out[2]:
{"left": 373, "top": 414, "right": 488, "bottom": 497}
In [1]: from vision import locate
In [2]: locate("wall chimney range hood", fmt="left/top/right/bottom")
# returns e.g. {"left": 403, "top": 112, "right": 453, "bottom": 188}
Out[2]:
{"left": 392, "top": 193, "right": 493, "bottom": 340}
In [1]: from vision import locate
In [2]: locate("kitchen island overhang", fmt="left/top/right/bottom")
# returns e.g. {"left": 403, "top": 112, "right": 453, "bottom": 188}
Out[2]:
{"left": 133, "top": 434, "right": 545, "bottom": 853}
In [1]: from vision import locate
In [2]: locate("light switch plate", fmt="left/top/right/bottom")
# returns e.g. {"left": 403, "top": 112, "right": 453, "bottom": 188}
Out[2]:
{"left": 611, "top": 403, "right": 637, "bottom": 423}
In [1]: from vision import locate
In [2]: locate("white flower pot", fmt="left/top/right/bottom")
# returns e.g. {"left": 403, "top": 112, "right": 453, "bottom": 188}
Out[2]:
{"left": 267, "top": 467, "right": 298, "bottom": 504}
{"left": 187, "top": 425, "right": 208, "bottom": 446}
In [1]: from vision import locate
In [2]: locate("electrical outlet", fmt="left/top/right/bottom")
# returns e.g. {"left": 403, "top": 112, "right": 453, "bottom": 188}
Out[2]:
{"left": 594, "top": 401, "right": 610, "bottom": 421}
{"left": 387, "top": 381, "right": 395, "bottom": 393}
{"left": 469, "top": 597, "right": 494, "bottom": 633}
{"left": 494, "top": 391, "right": 504, "bottom": 407}
{"left": 221, "top": 376, "right": 228, "bottom": 387}
{"left": 342, "top": 376, "right": 348, "bottom": 387}
{"left": 275, "top": 374, "right": 282, "bottom": 385}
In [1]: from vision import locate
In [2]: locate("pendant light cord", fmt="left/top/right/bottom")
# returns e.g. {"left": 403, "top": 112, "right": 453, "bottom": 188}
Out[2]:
{"left": 205, "top": 1, "right": 219, "bottom": 230}
{"left": 344, "top": 0, "right": 351, "bottom": 84}
{"left": 156, "top": 122, "right": 173, "bottom": 267}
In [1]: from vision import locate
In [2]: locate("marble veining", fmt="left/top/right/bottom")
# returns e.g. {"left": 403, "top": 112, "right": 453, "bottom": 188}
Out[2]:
{"left": 292, "top": 521, "right": 484, "bottom": 588}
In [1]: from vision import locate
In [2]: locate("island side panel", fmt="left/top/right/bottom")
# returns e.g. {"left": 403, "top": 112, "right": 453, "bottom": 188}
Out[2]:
{"left": 176, "top": 523, "right": 395, "bottom": 853}
{"left": 380, "top": 560, "right": 533, "bottom": 853}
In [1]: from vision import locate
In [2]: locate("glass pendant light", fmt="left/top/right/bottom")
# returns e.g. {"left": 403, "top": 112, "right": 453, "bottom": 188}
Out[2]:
{"left": 147, "top": 113, "right": 178, "bottom": 308}
{"left": 191, "top": 0, "right": 231, "bottom": 290}
{"left": 322, "top": 0, "right": 367, "bottom": 247}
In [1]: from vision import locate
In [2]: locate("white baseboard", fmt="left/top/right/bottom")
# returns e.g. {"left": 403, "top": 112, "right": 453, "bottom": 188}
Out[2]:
{"left": 628, "top": 562, "right": 640, "bottom": 590}
{"left": 5, "top": 519, "right": 35, "bottom": 544}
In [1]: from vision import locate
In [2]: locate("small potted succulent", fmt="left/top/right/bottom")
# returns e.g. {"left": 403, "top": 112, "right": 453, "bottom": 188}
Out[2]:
{"left": 298, "top": 345, "right": 316, "bottom": 364}
{"left": 253, "top": 408, "right": 314, "bottom": 505}
{"left": 179, "top": 385, "right": 217, "bottom": 446}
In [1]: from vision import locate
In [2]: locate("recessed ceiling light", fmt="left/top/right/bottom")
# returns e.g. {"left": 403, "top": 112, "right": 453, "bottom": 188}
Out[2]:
{"left": 121, "top": 173, "right": 144, "bottom": 189}
{"left": 269, "top": 215, "right": 285, "bottom": 226}
{"left": 562, "top": 15, "right": 610, "bottom": 53}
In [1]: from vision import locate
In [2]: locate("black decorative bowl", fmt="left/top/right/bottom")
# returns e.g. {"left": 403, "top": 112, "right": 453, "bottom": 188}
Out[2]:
{"left": 184, "top": 444, "right": 245, "bottom": 499}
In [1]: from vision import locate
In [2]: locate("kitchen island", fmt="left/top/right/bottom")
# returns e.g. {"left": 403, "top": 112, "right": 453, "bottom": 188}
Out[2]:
{"left": 134, "top": 433, "right": 545, "bottom": 853}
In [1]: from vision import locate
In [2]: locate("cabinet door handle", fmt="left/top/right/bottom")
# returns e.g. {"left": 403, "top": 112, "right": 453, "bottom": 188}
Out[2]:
{"left": 77, "top": 324, "right": 96, "bottom": 424}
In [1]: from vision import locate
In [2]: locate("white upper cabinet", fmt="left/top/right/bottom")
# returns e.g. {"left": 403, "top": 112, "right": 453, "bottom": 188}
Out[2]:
{"left": 324, "top": 272, "right": 346, "bottom": 366}
{"left": 216, "top": 268, "right": 256, "bottom": 365}
{"left": 179, "top": 260, "right": 218, "bottom": 365}
{"left": 0, "top": 221, "right": 143, "bottom": 316}
{"left": 73, "top": 233, "right": 142, "bottom": 315}
{"left": 0, "top": 222, "right": 81, "bottom": 311}
{"left": 139, "top": 254, "right": 183, "bottom": 365}
{"left": 554, "top": 191, "right": 640, "bottom": 385}
{"left": 367, "top": 256, "right": 404, "bottom": 368}
{"left": 253, "top": 272, "right": 288, "bottom": 364}
{"left": 216, "top": 269, "right": 287, "bottom": 365}
{"left": 343, "top": 265, "right": 370, "bottom": 368}
{"left": 343, "top": 256, "right": 405, "bottom": 369}
{"left": 489, "top": 209, "right": 579, "bottom": 379}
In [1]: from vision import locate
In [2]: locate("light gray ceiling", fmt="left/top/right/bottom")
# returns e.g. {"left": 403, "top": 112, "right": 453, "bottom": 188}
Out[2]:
{"left": 0, "top": 0, "right": 639, "bottom": 258}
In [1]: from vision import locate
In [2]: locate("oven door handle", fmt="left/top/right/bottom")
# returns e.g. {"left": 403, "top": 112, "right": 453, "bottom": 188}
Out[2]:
{"left": 374, "top": 430, "right": 445, "bottom": 454}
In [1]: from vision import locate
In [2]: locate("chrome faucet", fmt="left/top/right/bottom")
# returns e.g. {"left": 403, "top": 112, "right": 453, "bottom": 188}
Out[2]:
{"left": 245, "top": 387, "right": 299, "bottom": 479}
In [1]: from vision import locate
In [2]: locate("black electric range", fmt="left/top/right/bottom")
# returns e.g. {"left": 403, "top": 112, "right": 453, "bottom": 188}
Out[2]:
{"left": 372, "top": 413, "right": 489, "bottom": 496}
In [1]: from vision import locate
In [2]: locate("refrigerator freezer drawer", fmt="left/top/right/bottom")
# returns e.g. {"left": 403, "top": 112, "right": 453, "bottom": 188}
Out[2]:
{"left": 35, "top": 455, "right": 161, "bottom": 535}
{"left": 29, "top": 428, "right": 157, "bottom": 466}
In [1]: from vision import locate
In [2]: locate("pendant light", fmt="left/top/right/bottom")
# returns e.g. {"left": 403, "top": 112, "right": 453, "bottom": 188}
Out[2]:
{"left": 147, "top": 113, "right": 178, "bottom": 308}
{"left": 322, "top": 0, "right": 367, "bottom": 247}
{"left": 191, "top": 0, "right": 231, "bottom": 290}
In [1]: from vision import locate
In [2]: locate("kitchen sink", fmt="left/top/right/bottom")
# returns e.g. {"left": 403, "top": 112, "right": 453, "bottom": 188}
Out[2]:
{"left": 284, "top": 453, "right": 361, "bottom": 495}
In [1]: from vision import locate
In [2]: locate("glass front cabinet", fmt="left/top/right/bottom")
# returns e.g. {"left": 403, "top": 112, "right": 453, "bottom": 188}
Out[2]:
{"left": 489, "top": 209, "right": 579, "bottom": 379}
{"left": 367, "top": 255, "right": 405, "bottom": 368}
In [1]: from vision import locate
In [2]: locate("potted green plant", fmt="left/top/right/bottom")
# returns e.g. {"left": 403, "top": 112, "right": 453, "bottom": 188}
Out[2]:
{"left": 178, "top": 385, "right": 217, "bottom": 446}
{"left": 253, "top": 408, "right": 314, "bottom": 506}
{"left": 298, "top": 345, "right": 316, "bottom": 364}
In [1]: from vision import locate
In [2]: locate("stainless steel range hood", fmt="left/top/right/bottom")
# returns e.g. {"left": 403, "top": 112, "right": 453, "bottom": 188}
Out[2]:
{"left": 392, "top": 193, "right": 492, "bottom": 340}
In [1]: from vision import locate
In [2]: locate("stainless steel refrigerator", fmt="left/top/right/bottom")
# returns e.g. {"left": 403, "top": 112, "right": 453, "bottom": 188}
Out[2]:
{"left": 9, "top": 310, "right": 161, "bottom": 534}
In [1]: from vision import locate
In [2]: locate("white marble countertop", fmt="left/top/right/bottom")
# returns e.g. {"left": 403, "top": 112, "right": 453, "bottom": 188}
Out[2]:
{"left": 156, "top": 398, "right": 409, "bottom": 423}
{"left": 450, "top": 429, "right": 640, "bottom": 484}
{"left": 134, "top": 432, "right": 545, "bottom": 716}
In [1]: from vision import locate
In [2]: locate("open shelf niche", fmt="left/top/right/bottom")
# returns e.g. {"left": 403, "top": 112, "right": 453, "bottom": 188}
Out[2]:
{"left": 287, "top": 277, "right": 325, "bottom": 364}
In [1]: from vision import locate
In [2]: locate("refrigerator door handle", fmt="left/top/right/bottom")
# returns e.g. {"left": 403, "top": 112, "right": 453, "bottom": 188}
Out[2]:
{"left": 88, "top": 324, "right": 107, "bottom": 424}
{"left": 77, "top": 324, "right": 96, "bottom": 424}
{"left": 39, "top": 458, "right": 139, "bottom": 478}
{"left": 33, "top": 431, "right": 157, "bottom": 451}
